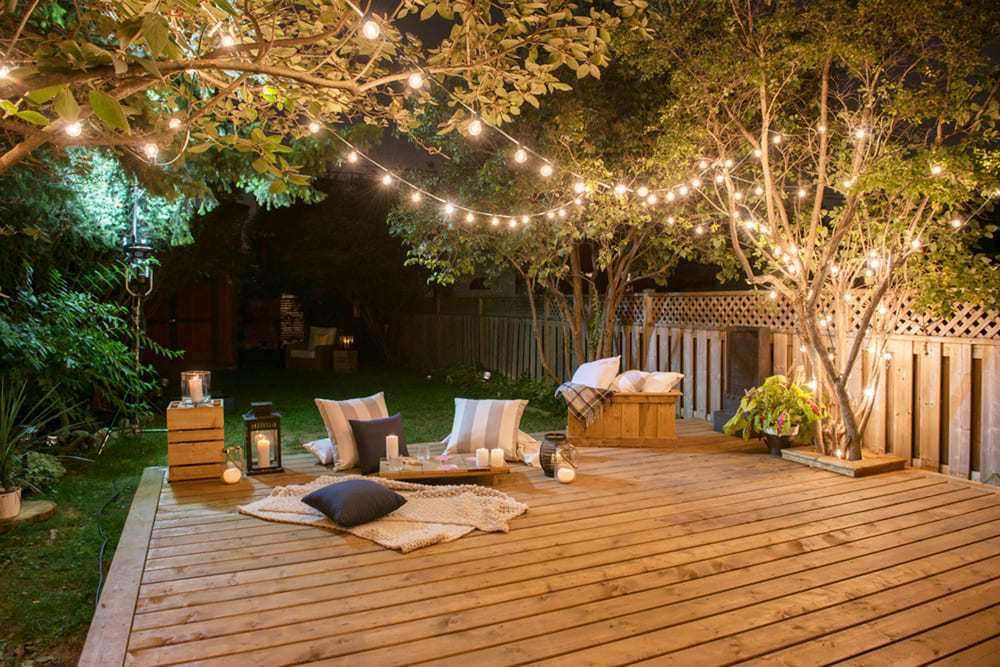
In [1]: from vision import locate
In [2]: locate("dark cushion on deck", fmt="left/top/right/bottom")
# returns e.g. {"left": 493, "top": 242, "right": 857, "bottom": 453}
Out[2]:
{"left": 350, "top": 413, "right": 408, "bottom": 475}
{"left": 301, "top": 479, "right": 406, "bottom": 527}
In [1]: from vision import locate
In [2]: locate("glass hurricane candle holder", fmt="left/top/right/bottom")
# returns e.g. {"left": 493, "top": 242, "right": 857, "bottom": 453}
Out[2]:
{"left": 181, "top": 370, "right": 211, "bottom": 405}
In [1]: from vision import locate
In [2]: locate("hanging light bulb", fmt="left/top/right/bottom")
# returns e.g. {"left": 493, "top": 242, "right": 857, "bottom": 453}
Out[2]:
{"left": 0, "top": 65, "right": 8, "bottom": 78}
{"left": 646, "top": 194, "right": 657, "bottom": 205}
{"left": 754, "top": 149, "right": 762, "bottom": 158}
{"left": 931, "top": 164, "right": 943, "bottom": 175}
{"left": 754, "top": 186, "right": 764, "bottom": 196}
{"left": 308, "top": 121, "right": 321, "bottom": 133}
{"left": 636, "top": 186, "right": 649, "bottom": 198}
{"left": 168, "top": 118, "right": 182, "bottom": 129}
{"left": 818, "top": 124, "right": 826, "bottom": 133}
{"left": 143, "top": 144, "right": 159, "bottom": 158}
{"left": 410, "top": 191, "right": 422, "bottom": 203}
{"left": 667, "top": 217, "right": 676, "bottom": 224}
{"left": 772, "top": 134, "right": 782, "bottom": 144}
{"left": 539, "top": 163, "right": 553, "bottom": 177}
{"left": 698, "top": 160, "right": 709, "bottom": 170}
{"left": 691, "top": 178, "right": 701, "bottom": 188}
{"left": 733, "top": 192, "right": 743, "bottom": 200}
{"left": 666, "top": 191, "right": 676, "bottom": 202}
{"left": 346, "top": 151, "right": 359, "bottom": 163}
{"left": 951, "top": 218, "right": 962, "bottom": 228}
{"left": 573, "top": 182, "right": 586, "bottom": 194}
{"left": 362, "top": 20, "right": 380, "bottom": 40}
{"left": 744, "top": 220, "right": 756, "bottom": 230}
{"left": 408, "top": 72, "right": 424, "bottom": 89}
{"left": 558, "top": 209, "right": 567, "bottom": 217}
{"left": 65, "top": 122, "right": 82, "bottom": 137}
{"left": 723, "top": 159, "right": 733, "bottom": 168}
{"left": 381, "top": 172, "right": 393, "bottom": 186}
{"left": 911, "top": 238, "right": 922, "bottom": 249}
{"left": 855, "top": 128, "right": 866, "bottom": 139}
{"left": 444, "top": 202, "right": 454, "bottom": 214}
{"left": 715, "top": 174, "right": 724, "bottom": 183}
{"left": 797, "top": 188, "right": 807, "bottom": 198}
{"left": 465, "top": 212, "right": 475, "bottom": 223}
{"left": 546, "top": 210, "right": 555, "bottom": 219}
{"left": 614, "top": 184, "right": 627, "bottom": 196}
{"left": 221, "top": 31, "right": 236, "bottom": 48}
{"left": 508, "top": 219, "right": 518, "bottom": 229}
{"left": 695, "top": 225, "right": 704, "bottom": 235}
{"left": 491, "top": 217, "right": 500, "bottom": 226}
{"left": 513, "top": 147, "right": 528, "bottom": 163}
{"left": 679, "top": 185, "right": 689, "bottom": 196}
{"left": 521, "top": 215, "right": 530, "bottom": 225}
{"left": 769, "top": 290, "right": 777, "bottom": 299}
{"left": 468, "top": 119, "right": 483, "bottom": 136}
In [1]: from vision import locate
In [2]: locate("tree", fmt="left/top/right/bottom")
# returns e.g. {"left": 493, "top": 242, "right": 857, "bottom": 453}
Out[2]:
{"left": 651, "top": 0, "right": 1000, "bottom": 458}
{"left": 0, "top": 0, "right": 644, "bottom": 182}
{"left": 390, "top": 36, "right": 735, "bottom": 381}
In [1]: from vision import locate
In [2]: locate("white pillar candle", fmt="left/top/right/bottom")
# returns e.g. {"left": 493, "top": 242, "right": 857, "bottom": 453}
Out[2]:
{"left": 490, "top": 448, "right": 504, "bottom": 467}
{"left": 385, "top": 434, "right": 399, "bottom": 459}
{"left": 475, "top": 448, "right": 489, "bottom": 467}
{"left": 189, "top": 376, "right": 203, "bottom": 403}
{"left": 222, "top": 466, "right": 241, "bottom": 484}
{"left": 256, "top": 436, "right": 271, "bottom": 467}
{"left": 557, "top": 466, "right": 576, "bottom": 484}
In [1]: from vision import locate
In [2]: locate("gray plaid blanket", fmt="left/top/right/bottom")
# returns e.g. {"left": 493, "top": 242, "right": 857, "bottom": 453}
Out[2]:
{"left": 555, "top": 382, "right": 614, "bottom": 427}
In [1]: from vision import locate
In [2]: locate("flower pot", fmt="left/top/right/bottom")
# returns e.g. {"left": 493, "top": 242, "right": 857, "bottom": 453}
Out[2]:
{"left": 0, "top": 487, "right": 21, "bottom": 520}
{"left": 763, "top": 426, "right": 799, "bottom": 457}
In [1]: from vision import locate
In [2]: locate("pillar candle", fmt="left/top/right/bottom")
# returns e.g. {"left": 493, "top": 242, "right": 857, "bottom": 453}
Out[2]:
{"left": 475, "top": 448, "right": 489, "bottom": 467}
{"left": 386, "top": 434, "right": 399, "bottom": 459}
{"left": 256, "top": 437, "right": 271, "bottom": 467}
{"left": 189, "top": 376, "right": 203, "bottom": 403}
{"left": 557, "top": 466, "right": 576, "bottom": 484}
{"left": 490, "top": 448, "right": 504, "bottom": 467}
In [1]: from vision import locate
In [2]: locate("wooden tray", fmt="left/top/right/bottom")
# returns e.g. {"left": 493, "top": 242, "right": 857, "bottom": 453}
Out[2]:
{"left": 378, "top": 453, "right": 509, "bottom": 483}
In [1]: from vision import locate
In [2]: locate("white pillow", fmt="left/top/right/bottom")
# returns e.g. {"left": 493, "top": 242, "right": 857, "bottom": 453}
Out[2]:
{"left": 610, "top": 370, "right": 649, "bottom": 393}
{"left": 303, "top": 438, "right": 336, "bottom": 466}
{"left": 442, "top": 398, "right": 528, "bottom": 461}
{"left": 570, "top": 356, "right": 621, "bottom": 389}
{"left": 315, "top": 392, "right": 388, "bottom": 470}
{"left": 643, "top": 372, "right": 684, "bottom": 393}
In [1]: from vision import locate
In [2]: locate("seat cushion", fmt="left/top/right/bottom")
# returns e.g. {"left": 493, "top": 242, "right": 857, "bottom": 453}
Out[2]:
{"left": 643, "top": 371, "right": 684, "bottom": 392}
{"left": 570, "top": 356, "right": 621, "bottom": 389}
{"left": 302, "top": 479, "right": 406, "bottom": 527}
{"left": 315, "top": 392, "right": 389, "bottom": 470}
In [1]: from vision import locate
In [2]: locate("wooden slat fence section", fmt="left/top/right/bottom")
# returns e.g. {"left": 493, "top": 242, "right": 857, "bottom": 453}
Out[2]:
{"left": 398, "top": 294, "right": 1000, "bottom": 484}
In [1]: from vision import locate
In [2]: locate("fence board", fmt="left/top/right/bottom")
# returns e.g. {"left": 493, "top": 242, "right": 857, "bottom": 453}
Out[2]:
{"left": 917, "top": 343, "right": 943, "bottom": 471}
{"left": 709, "top": 330, "right": 723, "bottom": 416}
{"left": 946, "top": 343, "right": 973, "bottom": 479}
{"left": 863, "top": 350, "right": 888, "bottom": 455}
{"left": 773, "top": 333, "right": 790, "bottom": 376}
{"left": 981, "top": 347, "right": 1000, "bottom": 486}
{"left": 682, "top": 329, "right": 695, "bottom": 419}
{"left": 695, "top": 330, "right": 708, "bottom": 420}
{"left": 889, "top": 340, "right": 914, "bottom": 463}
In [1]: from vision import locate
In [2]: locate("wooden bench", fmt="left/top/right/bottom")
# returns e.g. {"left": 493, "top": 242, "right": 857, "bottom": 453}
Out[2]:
{"left": 567, "top": 391, "right": 681, "bottom": 447}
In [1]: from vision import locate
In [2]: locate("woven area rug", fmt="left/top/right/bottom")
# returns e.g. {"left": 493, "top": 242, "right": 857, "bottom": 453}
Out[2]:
{"left": 238, "top": 475, "right": 528, "bottom": 552}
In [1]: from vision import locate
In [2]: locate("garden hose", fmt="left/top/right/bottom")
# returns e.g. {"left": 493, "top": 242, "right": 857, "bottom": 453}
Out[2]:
{"left": 93, "top": 477, "right": 121, "bottom": 605}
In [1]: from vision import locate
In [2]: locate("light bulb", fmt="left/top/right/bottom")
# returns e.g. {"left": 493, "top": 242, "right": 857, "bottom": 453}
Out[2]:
{"left": 744, "top": 220, "right": 755, "bottom": 230}
{"left": 831, "top": 264, "right": 839, "bottom": 275}
{"left": 843, "top": 179, "right": 854, "bottom": 188}
{"left": 444, "top": 202, "right": 454, "bottom": 214}
{"left": 732, "top": 211, "right": 741, "bottom": 219}
{"left": 724, "top": 159, "right": 733, "bottom": 168}
{"left": 347, "top": 151, "right": 358, "bottom": 163}
{"left": 754, "top": 149, "right": 762, "bottom": 158}
{"left": 911, "top": 238, "right": 921, "bottom": 249}
{"left": 381, "top": 173, "right": 393, "bottom": 186}
{"left": 465, "top": 212, "right": 475, "bottom": 223}
{"left": 818, "top": 124, "right": 826, "bottom": 133}
{"left": 491, "top": 217, "right": 500, "bottom": 226}
{"left": 951, "top": 218, "right": 962, "bottom": 228}
{"left": 514, "top": 148, "right": 527, "bottom": 163}
{"left": 646, "top": 195, "right": 657, "bottom": 205}
{"left": 715, "top": 174, "right": 724, "bottom": 183}
{"left": 308, "top": 121, "right": 321, "bottom": 133}
{"left": 931, "top": 164, "right": 943, "bottom": 175}
{"left": 168, "top": 118, "right": 181, "bottom": 129}
{"left": 362, "top": 20, "right": 380, "bottom": 40}
{"left": 699, "top": 160, "right": 709, "bottom": 170}
{"left": 468, "top": 119, "right": 482, "bottom": 136}
{"left": 754, "top": 186, "right": 764, "bottom": 196}
{"left": 695, "top": 225, "right": 704, "bottom": 235}
{"left": 0, "top": 65, "right": 8, "bottom": 78}
{"left": 845, "top": 293, "right": 853, "bottom": 301}
{"left": 408, "top": 73, "right": 423, "bottom": 89}
{"left": 558, "top": 208, "right": 566, "bottom": 217}
{"left": 798, "top": 188, "right": 807, "bottom": 198}
{"left": 546, "top": 210, "right": 555, "bottom": 219}
{"left": 221, "top": 32, "right": 235, "bottom": 48}
{"left": 869, "top": 259, "right": 879, "bottom": 269}
{"left": 667, "top": 217, "right": 675, "bottom": 225}
{"left": 734, "top": 192, "right": 742, "bottom": 200}
{"left": 539, "top": 163, "right": 553, "bottom": 177}
{"left": 769, "top": 290, "right": 777, "bottom": 299}
{"left": 410, "top": 191, "right": 421, "bottom": 203}
{"left": 679, "top": 185, "right": 689, "bottom": 196}
{"left": 855, "top": 128, "right": 865, "bottom": 139}
{"left": 772, "top": 134, "right": 782, "bottom": 144}
{"left": 143, "top": 144, "right": 159, "bottom": 158}
{"left": 614, "top": 184, "right": 627, "bottom": 196}
{"left": 636, "top": 186, "right": 649, "bottom": 198}
{"left": 65, "top": 122, "right": 82, "bottom": 137}
{"left": 574, "top": 182, "right": 586, "bottom": 194}
{"left": 508, "top": 219, "right": 517, "bottom": 228}
{"left": 666, "top": 191, "right": 676, "bottom": 201}
{"left": 691, "top": 178, "right": 701, "bottom": 188}
{"left": 878, "top": 305, "right": 887, "bottom": 314}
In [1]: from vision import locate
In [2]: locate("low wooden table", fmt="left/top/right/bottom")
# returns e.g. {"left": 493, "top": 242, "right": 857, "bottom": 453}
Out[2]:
{"left": 378, "top": 453, "right": 509, "bottom": 484}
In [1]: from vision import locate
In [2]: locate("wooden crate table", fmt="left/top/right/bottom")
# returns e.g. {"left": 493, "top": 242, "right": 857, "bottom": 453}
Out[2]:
{"left": 332, "top": 350, "right": 357, "bottom": 373}
{"left": 567, "top": 391, "right": 681, "bottom": 447}
{"left": 166, "top": 399, "right": 225, "bottom": 482}
{"left": 378, "top": 453, "right": 509, "bottom": 484}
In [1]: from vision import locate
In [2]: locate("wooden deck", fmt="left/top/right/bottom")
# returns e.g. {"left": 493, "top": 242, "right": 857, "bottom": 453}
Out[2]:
{"left": 80, "top": 420, "right": 1000, "bottom": 666}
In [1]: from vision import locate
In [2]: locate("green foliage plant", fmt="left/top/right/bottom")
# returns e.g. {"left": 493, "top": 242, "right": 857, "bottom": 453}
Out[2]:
{"left": 0, "top": 380, "right": 72, "bottom": 491}
{"left": 724, "top": 369, "right": 828, "bottom": 444}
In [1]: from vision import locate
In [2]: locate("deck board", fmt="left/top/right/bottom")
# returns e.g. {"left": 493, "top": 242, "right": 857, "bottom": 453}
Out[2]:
{"left": 79, "top": 420, "right": 1000, "bottom": 666}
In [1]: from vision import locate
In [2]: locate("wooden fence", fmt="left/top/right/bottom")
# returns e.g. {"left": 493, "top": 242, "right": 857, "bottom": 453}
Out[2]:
{"left": 396, "top": 291, "right": 1000, "bottom": 483}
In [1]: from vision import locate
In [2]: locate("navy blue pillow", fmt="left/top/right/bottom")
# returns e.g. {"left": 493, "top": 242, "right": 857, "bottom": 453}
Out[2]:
{"left": 350, "top": 413, "right": 409, "bottom": 475}
{"left": 301, "top": 479, "right": 406, "bottom": 527}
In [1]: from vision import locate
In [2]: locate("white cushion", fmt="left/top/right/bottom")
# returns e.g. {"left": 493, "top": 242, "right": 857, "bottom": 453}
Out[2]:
{"left": 303, "top": 438, "right": 336, "bottom": 466}
{"left": 442, "top": 398, "right": 528, "bottom": 461}
{"left": 315, "top": 392, "right": 388, "bottom": 470}
{"left": 289, "top": 348, "right": 317, "bottom": 359}
{"left": 643, "top": 372, "right": 684, "bottom": 393}
{"left": 610, "top": 370, "right": 649, "bottom": 393}
{"left": 570, "top": 356, "right": 621, "bottom": 389}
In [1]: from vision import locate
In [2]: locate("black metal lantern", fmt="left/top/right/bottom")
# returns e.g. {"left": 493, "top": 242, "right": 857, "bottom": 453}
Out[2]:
{"left": 243, "top": 402, "right": 283, "bottom": 474}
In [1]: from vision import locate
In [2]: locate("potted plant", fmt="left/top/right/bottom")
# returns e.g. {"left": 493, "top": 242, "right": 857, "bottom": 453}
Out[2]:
{"left": 0, "top": 380, "right": 69, "bottom": 520}
{"left": 724, "top": 369, "right": 827, "bottom": 456}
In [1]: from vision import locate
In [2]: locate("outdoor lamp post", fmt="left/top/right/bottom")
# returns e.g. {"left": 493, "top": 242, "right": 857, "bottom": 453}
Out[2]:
{"left": 243, "top": 402, "right": 283, "bottom": 474}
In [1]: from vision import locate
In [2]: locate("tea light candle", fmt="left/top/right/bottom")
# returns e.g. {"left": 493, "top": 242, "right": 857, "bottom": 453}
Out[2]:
{"left": 557, "top": 466, "right": 576, "bottom": 483}
{"left": 475, "top": 448, "right": 489, "bottom": 467}
{"left": 256, "top": 435, "right": 271, "bottom": 467}
{"left": 222, "top": 465, "right": 241, "bottom": 484}
{"left": 386, "top": 434, "right": 399, "bottom": 460}
{"left": 189, "top": 376, "right": 203, "bottom": 403}
{"left": 490, "top": 448, "right": 504, "bottom": 467}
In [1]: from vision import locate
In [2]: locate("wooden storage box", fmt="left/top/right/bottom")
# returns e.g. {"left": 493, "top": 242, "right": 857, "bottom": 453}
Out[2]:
{"left": 333, "top": 349, "right": 357, "bottom": 373}
{"left": 567, "top": 391, "right": 681, "bottom": 447}
{"left": 166, "top": 399, "right": 225, "bottom": 482}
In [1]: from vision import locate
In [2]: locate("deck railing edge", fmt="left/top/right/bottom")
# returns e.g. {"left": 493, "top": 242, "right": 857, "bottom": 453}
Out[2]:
{"left": 78, "top": 466, "right": 165, "bottom": 667}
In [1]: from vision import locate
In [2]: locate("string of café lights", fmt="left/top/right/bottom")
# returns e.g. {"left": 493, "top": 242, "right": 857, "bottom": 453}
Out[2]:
{"left": 41, "top": 7, "right": 979, "bottom": 235}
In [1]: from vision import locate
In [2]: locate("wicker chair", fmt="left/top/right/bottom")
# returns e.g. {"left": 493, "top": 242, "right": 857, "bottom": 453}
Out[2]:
{"left": 285, "top": 326, "right": 337, "bottom": 371}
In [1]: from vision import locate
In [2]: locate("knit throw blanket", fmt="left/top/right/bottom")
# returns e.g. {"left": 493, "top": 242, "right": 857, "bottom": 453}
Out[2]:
{"left": 238, "top": 475, "right": 528, "bottom": 553}
{"left": 556, "top": 381, "right": 614, "bottom": 427}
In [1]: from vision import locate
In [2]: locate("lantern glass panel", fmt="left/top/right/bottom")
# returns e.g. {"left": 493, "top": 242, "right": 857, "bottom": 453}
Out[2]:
{"left": 243, "top": 412, "right": 283, "bottom": 474}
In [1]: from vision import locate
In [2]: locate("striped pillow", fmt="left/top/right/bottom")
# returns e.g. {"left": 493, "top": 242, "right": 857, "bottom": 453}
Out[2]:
{"left": 315, "top": 392, "right": 389, "bottom": 470}
{"left": 443, "top": 398, "right": 528, "bottom": 461}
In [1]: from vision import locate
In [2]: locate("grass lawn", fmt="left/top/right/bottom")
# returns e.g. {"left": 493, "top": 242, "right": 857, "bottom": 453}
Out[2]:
{"left": 0, "top": 366, "right": 565, "bottom": 665}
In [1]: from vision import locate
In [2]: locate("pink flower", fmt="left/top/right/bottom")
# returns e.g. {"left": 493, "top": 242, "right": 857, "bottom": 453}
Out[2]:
{"left": 776, "top": 413, "right": 787, "bottom": 434}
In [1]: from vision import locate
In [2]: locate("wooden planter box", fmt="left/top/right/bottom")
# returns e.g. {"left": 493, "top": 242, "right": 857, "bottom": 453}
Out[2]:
{"left": 166, "top": 399, "right": 225, "bottom": 482}
{"left": 567, "top": 391, "right": 681, "bottom": 447}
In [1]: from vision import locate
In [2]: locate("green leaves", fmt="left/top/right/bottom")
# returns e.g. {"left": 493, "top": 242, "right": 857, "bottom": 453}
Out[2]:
{"left": 142, "top": 14, "right": 171, "bottom": 57}
{"left": 54, "top": 88, "right": 79, "bottom": 123}
{"left": 88, "top": 91, "right": 130, "bottom": 132}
